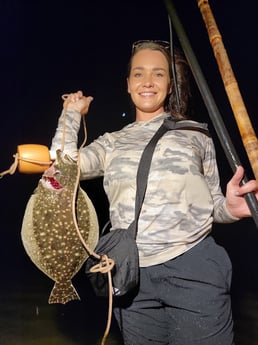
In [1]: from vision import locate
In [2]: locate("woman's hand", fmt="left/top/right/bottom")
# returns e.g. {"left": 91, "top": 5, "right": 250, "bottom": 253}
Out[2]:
{"left": 62, "top": 90, "right": 93, "bottom": 115}
{"left": 225, "top": 166, "right": 258, "bottom": 218}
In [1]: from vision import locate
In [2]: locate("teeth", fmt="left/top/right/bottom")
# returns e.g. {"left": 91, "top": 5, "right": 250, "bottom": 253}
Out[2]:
{"left": 48, "top": 177, "right": 62, "bottom": 189}
{"left": 140, "top": 92, "right": 154, "bottom": 96}
{"left": 41, "top": 177, "right": 62, "bottom": 190}
{"left": 41, "top": 178, "right": 54, "bottom": 190}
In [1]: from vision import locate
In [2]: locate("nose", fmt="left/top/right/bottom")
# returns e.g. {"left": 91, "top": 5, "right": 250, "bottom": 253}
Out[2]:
{"left": 143, "top": 74, "right": 154, "bottom": 87}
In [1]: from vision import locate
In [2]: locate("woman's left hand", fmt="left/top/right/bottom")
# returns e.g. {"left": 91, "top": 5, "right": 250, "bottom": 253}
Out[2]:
{"left": 225, "top": 166, "right": 258, "bottom": 218}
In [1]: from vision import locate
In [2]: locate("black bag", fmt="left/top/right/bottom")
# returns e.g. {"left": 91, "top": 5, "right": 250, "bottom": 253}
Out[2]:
{"left": 85, "top": 119, "right": 210, "bottom": 298}
{"left": 85, "top": 124, "right": 169, "bottom": 298}
{"left": 85, "top": 226, "right": 139, "bottom": 297}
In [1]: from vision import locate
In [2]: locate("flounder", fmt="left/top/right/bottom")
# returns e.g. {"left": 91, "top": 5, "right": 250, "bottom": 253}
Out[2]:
{"left": 21, "top": 149, "right": 99, "bottom": 304}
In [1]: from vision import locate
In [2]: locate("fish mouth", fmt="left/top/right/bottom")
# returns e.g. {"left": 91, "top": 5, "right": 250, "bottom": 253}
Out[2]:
{"left": 42, "top": 176, "right": 63, "bottom": 190}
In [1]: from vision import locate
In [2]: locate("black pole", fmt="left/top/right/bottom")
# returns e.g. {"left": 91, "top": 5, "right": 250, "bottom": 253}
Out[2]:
{"left": 163, "top": 0, "right": 258, "bottom": 228}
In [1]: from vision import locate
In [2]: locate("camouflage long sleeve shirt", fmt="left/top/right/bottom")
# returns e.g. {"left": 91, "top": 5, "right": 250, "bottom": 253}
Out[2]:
{"left": 50, "top": 109, "right": 238, "bottom": 267}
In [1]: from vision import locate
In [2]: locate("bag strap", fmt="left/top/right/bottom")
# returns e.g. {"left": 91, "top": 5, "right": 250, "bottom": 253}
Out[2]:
{"left": 129, "top": 117, "right": 210, "bottom": 239}
{"left": 129, "top": 122, "right": 171, "bottom": 238}
{"left": 163, "top": 117, "right": 210, "bottom": 137}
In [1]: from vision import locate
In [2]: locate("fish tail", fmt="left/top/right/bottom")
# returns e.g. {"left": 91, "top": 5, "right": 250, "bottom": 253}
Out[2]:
{"left": 48, "top": 281, "right": 81, "bottom": 304}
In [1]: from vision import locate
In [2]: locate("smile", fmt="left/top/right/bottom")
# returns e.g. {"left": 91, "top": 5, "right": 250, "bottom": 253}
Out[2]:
{"left": 139, "top": 92, "right": 156, "bottom": 97}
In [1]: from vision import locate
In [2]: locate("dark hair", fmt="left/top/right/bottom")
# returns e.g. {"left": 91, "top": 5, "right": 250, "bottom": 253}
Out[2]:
{"left": 128, "top": 41, "right": 192, "bottom": 120}
{"left": 168, "top": 47, "right": 192, "bottom": 120}
{"left": 128, "top": 40, "right": 172, "bottom": 78}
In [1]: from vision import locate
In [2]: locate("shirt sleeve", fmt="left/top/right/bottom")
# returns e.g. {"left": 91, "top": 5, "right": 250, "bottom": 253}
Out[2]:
{"left": 50, "top": 109, "right": 82, "bottom": 161}
{"left": 49, "top": 108, "right": 107, "bottom": 180}
{"left": 203, "top": 136, "right": 239, "bottom": 223}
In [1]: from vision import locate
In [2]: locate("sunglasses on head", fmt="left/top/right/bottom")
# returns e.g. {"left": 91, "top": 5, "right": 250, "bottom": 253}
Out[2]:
{"left": 132, "top": 40, "right": 170, "bottom": 54}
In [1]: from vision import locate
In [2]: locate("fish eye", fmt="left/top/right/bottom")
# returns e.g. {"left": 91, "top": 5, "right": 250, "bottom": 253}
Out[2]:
{"left": 64, "top": 155, "right": 75, "bottom": 163}
{"left": 53, "top": 169, "right": 60, "bottom": 174}
{"left": 63, "top": 153, "right": 76, "bottom": 164}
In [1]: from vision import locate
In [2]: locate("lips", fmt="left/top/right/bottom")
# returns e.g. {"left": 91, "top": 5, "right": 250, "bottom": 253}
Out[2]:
{"left": 41, "top": 164, "right": 63, "bottom": 190}
{"left": 139, "top": 92, "right": 156, "bottom": 96}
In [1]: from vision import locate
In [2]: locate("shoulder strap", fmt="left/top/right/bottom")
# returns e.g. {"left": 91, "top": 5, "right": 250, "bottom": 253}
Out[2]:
{"left": 129, "top": 124, "right": 169, "bottom": 237}
{"left": 163, "top": 117, "right": 211, "bottom": 137}
{"left": 129, "top": 117, "right": 210, "bottom": 238}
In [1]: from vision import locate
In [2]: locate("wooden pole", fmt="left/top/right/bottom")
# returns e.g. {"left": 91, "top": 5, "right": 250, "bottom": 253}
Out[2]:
{"left": 197, "top": 0, "right": 258, "bottom": 182}
{"left": 163, "top": 0, "right": 258, "bottom": 227}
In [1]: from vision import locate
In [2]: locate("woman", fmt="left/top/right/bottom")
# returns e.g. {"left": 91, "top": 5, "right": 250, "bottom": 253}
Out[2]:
{"left": 50, "top": 41, "right": 258, "bottom": 344}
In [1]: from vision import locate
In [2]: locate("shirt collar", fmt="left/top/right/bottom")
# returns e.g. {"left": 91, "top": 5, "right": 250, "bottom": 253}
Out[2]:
{"left": 127, "top": 112, "right": 170, "bottom": 128}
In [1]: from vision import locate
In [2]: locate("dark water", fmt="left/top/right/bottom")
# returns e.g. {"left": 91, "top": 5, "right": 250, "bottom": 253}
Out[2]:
{"left": 0, "top": 269, "right": 123, "bottom": 345}
{"left": 1, "top": 265, "right": 258, "bottom": 345}
{"left": 1, "top": 219, "right": 258, "bottom": 345}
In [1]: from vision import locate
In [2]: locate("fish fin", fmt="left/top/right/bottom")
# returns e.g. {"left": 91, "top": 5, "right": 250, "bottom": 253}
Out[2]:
{"left": 48, "top": 281, "right": 81, "bottom": 304}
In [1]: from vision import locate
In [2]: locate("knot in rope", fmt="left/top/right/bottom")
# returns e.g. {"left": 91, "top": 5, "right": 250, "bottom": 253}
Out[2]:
{"left": 89, "top": 254, "right": 115, "bottom": 274}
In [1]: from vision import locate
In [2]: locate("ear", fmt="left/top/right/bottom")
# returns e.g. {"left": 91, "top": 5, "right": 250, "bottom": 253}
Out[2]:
{"left": 168, "top": 81, "right": 173, "bottom": 95}
{"left": 127, "top": 78, "right": 131, "bottom": 94}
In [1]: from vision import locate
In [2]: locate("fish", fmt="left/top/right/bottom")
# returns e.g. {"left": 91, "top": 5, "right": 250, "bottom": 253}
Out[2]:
{"left": 21, "top": 149, "right": 99, "bottom": 304}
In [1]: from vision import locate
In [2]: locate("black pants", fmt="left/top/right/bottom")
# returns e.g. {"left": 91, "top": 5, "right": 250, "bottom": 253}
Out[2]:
{"left": 114, "top": 236, "right": 234, "bottom": 345}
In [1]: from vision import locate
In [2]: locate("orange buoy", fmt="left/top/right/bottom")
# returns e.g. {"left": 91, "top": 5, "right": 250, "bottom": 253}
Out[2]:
{"left": 17, "top": 144, "right": 52, "bottom": 174}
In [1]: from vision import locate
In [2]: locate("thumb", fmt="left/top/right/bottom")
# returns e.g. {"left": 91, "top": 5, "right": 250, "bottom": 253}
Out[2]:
{"left": 230, "top": 166, "right": 244, "bottom": 187}
{"left": 81, "top": 96, "right": 94, "bottom": 116}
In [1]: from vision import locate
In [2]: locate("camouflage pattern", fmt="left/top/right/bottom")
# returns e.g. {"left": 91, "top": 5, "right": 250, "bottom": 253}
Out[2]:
{"left": 50, "top": 110, "right": 237, "bottom": 267}
{"left": 21, "top": 150, "right": 99, "bottom": 304}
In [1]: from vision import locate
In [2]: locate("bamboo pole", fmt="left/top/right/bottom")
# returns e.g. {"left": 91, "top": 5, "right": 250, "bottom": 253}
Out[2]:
{"left": 163, "top": 0, "right": 258, "bottom": 227}
{"left": 197, "top": 0, "right": 258, "bottom": 182}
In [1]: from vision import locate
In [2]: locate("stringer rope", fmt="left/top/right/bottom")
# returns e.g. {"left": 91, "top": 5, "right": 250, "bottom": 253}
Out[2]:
{"left": 0, "top": 153, "right": 52, "bottom": 179}
{"left": 61, "top": 94, "right": 114, "bottom": 345}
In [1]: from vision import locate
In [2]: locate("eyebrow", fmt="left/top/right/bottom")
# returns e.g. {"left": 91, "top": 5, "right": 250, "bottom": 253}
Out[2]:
{"left": 132, "top": 67, "right": 167, "bottom": 72}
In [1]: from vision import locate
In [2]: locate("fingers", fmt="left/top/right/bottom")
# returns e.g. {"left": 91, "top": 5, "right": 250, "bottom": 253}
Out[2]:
{"left": 228, "top": 165, "right": 258, "bottom": 196}
{"left": 68, "top": 90, "right": 83, "bottom": 102}
{"left": 62, "top": 90, "right": 83, "bottom": 103}
{"left": 62, "top": 90, "right": 94, "bottom": 115}
{"left": 238, "top": 179, "right": 258, "bottom": 196}
{"left": 80, "top": 96, "right": 94, "bottom": 116}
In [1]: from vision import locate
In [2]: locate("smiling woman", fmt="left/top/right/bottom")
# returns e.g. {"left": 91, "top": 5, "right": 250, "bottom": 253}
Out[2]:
{"left": 48, "top": 35, "right": 258, "bottom": 344}
{"left": 127, "top": 41, "right": 172, "bottom": 121}
{"left": 1, "top": 1, "right": 258, "bottom": 345}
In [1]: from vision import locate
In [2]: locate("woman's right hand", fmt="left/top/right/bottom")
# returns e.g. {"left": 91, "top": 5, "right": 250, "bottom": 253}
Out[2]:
{"left": 62, "top": 90, "right": 94, "bottom": 116}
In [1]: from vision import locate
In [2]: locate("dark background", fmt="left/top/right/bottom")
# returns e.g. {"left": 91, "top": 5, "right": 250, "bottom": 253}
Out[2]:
{"left": 0, "top": 0, "right": 258, "bottom": 343}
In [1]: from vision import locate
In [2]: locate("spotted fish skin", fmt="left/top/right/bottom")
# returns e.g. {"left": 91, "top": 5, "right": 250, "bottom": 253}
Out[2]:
{"left": 21, "top": 150, "right": 99, "bottom": 304}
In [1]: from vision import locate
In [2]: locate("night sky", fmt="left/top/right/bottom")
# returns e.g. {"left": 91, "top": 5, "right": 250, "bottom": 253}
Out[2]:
{"left": 1, "top": 0, "right": 258, "bottom": 302}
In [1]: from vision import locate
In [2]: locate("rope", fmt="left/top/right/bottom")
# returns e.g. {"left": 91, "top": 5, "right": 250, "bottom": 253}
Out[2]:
{"left": 0, "top": 154, "right": 19, "bottom": 178}
{"left": 0, "top": 154, "right": 52, "bottom": 178}
{"left": 0, "top": 93, "right": 114, "bottom": 344}
{"left": 61, "top": 94, "right": 114, "bottom": 345}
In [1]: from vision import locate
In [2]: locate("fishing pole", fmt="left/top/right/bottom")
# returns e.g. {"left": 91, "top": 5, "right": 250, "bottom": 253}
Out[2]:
{"left": 163, "top": 0, "right": 258, "bottom": 227}
{"left": 197, "top": 0, "right": 258, "bottom": 182}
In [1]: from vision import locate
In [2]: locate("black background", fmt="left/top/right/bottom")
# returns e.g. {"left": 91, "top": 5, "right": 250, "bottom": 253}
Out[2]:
{"left": 0, "top": 0, "right": 258, "bottom": 341}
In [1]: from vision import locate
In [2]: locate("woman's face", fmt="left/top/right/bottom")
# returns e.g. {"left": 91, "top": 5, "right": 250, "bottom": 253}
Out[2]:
{"left": 127, "top": 49, "right": 172, "bottom": 120}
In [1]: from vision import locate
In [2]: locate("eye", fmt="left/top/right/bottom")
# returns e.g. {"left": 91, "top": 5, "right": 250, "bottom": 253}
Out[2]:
{"left": 133, "top": 72, "right": 143, "bottom": 78}
{"left": 155, "top": 72, "right": 165, "bottom": 78}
